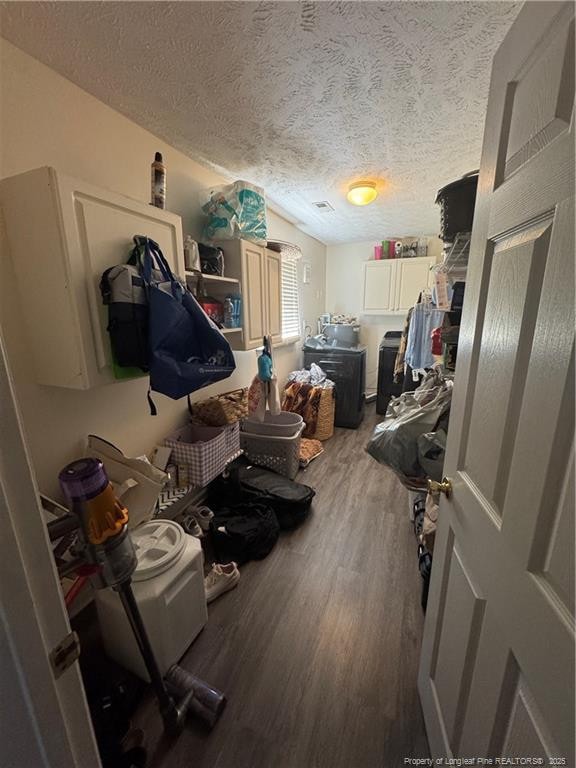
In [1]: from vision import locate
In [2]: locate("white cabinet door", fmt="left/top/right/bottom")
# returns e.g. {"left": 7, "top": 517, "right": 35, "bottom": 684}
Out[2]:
{"left": 394, "top": 256, "right": 436, "bottom": 310}
{"left": 264, "top": 248, "right": 282, "bottom": 344}
{"left": 0, "top": 166, "right": 184, "bottom": 389}
{"left": 363, "top": 260, "right": 396, "bottom": 313}
{"left": 241, "top": 241, "right": 266, "bottom": 349}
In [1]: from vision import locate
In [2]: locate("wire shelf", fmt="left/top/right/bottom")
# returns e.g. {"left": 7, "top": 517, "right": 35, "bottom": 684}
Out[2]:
{"left": 432, "top": 231, "right": 471, "bottom": 280}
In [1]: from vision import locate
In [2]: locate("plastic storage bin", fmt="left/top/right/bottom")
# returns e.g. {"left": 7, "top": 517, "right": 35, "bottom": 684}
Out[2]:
{"left": 242, "top": 411, "right": 303, "bottom": 437}
{"left": 240, "top": 424, "right": 304, "bottom": 479}
{"left": 95, "top": 520, "right": 207, "bottom": 681}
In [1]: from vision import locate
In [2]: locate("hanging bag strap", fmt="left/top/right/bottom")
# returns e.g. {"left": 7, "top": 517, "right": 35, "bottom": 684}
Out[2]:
{"left": 141, "top": 236, "right": 174, "bottom": 284}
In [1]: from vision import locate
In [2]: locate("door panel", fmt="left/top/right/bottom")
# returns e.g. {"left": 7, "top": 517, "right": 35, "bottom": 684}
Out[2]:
{"left": 463, "top": 220, "right": 551, "bottom": 512}
{"left": 535, "top": 445, "right": 574, "bottom": 617}
{"left": 419, "top": 3, "right": 575, "bottom": 763}
{"left": 395, "top": 258, "right": 434, "bottom": 311}
{"left": 504, "top": 18, "right": 574, "bottom": 177}
{"left": 265, "top": 249, "right": 282, "bottom": 343}
{"left": 432, "top": 548, "right": 485, "bottom": 753}
{"left": 242, "top": 243, "right": 265, "bottom": 348}
{"left": 363, "top": 261, "right": 395, "bottom": 312}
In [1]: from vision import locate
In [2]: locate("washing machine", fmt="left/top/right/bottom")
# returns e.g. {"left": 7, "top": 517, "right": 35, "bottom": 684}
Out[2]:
{"left": 376, "top": 331, "right": 404, "bottom": 414}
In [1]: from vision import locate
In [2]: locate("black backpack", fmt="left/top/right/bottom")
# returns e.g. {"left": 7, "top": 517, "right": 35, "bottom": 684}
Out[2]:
{"left": 210, "top": 502, "right": 279, "bottom": 565}
{"left": 209, "top": 459, "right": 315, "bottom": 530}
{"left": 100, "top": 236, "right": 150, "bottom": 370}
{"left": 198, "top": 242, "right": 224, "bottom": 276}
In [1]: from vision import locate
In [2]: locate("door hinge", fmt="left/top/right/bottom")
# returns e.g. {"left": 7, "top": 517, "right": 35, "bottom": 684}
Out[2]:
{"left": 49, "top": 631, "right": 81, "bottom": 678}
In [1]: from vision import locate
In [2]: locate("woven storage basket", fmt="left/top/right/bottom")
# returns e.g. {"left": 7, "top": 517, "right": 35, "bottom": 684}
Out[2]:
{"left": 165, "top": 422, "right": 240, "bottom": 487}
{"left": 189, "top": 388, "right": 248, "bottom": 427}
{"left": 240, "top": 424, "right": 304, "bottom": 479}
{"left": 304, "top": 386, "right": 335, "bottom": 441}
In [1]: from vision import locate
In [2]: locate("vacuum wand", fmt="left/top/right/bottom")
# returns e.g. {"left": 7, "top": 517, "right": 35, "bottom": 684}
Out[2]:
{"left": 57, "top": 457, "right": 226, "bottom": 735}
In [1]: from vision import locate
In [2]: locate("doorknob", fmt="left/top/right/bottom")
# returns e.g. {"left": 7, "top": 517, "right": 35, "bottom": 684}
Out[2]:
{"left": 427, "top": 477, "right": 453, "bottom": 498}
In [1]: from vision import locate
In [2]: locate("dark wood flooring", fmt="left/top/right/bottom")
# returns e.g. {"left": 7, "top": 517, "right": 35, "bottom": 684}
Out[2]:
{"left": 134, "top": 403, "right": 430, "bottom": 768}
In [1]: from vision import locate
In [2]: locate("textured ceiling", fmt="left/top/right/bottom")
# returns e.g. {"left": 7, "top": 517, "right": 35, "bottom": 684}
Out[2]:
{"left": 0, "top": 1, "right": 520, "bottom": 244}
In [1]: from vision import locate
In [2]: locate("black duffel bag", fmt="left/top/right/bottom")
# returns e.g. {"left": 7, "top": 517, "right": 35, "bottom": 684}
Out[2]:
{"left": 210, "top": 502, "right": 279, "bottom": 565}
{"left": 209, "top": 458, "right": 315, "bottom": 530}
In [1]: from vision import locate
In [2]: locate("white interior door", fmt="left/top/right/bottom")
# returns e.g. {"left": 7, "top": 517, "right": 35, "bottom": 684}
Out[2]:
{"left": 419, "top": 2, "right": 574, "bottom": 762}
{"left": 0, "top": 330, "right": 101, "bottom": 768}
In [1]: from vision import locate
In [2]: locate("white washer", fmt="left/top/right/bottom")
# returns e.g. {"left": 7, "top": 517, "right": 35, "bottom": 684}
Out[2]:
{"left": 95, "top": 519, "right": 207, "bottom": 681}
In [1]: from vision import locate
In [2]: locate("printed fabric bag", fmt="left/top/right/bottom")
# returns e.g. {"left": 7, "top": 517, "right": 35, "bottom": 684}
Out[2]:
{"left": 140, "top": 237, "right": 236, "bottom": 408}
{"left": 201, "top": 180, "right": 267, "bottom": 244}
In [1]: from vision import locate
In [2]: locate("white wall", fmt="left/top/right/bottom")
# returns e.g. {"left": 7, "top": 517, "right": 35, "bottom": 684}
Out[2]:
{"left": 0, "top": 39, "right": 326, "bottom": 498}
{"left": 325, "top": 239, "right": 442, "bottom": 393}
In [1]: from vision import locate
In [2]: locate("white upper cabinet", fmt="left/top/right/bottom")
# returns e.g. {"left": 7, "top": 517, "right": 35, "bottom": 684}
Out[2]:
{"left": 364, "top": 260, "right": 396, "bottom": 312}
{"left": 0, "top": 167, "right": 184, "bottom": 389}
{"left": 362, "top": 255, "right": 436, "bottom": 314}
{"left": 264, "top": 248, "right": 283, "bottom": 346}
{"left": 212, "top": 239, "right": 283, "bottom": 350}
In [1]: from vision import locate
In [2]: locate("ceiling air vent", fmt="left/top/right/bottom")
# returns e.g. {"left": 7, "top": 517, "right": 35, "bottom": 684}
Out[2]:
{"left": 312, "top": 200, "right": 335, "bottom": 213}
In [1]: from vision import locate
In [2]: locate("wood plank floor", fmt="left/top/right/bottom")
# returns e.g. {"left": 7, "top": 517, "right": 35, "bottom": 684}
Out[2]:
{"left": 134, "top": 403, "right": 430, "bottom": 768}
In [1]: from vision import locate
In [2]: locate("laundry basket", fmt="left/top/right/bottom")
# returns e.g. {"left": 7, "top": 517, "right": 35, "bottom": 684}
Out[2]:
{"left": 240, "top": 424, "right": 304, "bottom": 479}
{"left": 305, "top": 387, "right": 335, "bottom": 441}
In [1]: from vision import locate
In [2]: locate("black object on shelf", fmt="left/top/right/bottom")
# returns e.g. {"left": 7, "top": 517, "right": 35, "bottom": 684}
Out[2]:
{"left": 450, "top": 281, "right": 466, "bottom": 312}
{"left": 435, "top": 172, "right": 478, "bottom": 243}
{"left": 303, "top": 347, "right": 365, "bottom": 429}
{"left": 376, "top": 331, "right": 404, "bottom": 415}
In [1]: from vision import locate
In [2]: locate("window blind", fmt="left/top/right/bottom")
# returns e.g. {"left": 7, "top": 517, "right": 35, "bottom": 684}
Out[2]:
{"left": 281, "top": 258, "right": 301, "bottom": 340}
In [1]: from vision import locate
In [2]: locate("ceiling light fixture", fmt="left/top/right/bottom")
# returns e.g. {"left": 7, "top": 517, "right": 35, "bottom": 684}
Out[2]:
{"left": 347, "top": 181, "right": 378, "bottom": 206}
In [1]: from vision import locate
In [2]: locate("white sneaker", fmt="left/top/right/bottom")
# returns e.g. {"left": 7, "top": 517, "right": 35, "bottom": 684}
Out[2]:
{"left": 191, "top": 505, "right": 214, "bottom": 531}
{"left": 204, "top": 562, "right": 240, "bottom": 603}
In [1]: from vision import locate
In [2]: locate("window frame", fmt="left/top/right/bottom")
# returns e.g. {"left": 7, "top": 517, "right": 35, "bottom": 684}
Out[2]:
{"left": 280, "top": 256, "right": 301, "bottom": 342}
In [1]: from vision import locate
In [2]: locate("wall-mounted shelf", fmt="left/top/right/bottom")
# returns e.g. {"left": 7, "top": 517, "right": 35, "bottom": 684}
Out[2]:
{"left": 184, "top": 271, "right": 240, "bottom": 286}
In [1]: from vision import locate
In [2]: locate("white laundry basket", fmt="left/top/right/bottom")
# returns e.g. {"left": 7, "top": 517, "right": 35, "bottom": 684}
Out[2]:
{"left": 95, "top": 520, "right": 207, "bottom": 681}
{"left": 240, "top": 424, "right": 304, "bottom": 479}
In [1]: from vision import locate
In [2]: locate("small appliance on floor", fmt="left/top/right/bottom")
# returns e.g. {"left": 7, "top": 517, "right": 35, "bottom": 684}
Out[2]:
{"left": 49, "top": 458, "right": 226, "bottom": 737}
{"left": 303, "top": 324, "right": 365, "bottom": 429}
{"left": 376, "top": 331, "right": 404, "bottom": 414}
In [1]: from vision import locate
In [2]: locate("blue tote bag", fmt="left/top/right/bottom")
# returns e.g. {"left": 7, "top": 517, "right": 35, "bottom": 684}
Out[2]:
{"left": 141, "top": 238, "right": 236, "bottom": 404}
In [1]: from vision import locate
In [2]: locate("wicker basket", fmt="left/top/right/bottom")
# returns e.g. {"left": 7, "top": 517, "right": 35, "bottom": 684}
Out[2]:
{"left": 189, "top": 388, "right": 248, "bottom": 427}
{"left": 240, "top": 424, "right": 304, "bottom": 479}
{"left": 305, "top": 387, "right": 335, "bottom": 441}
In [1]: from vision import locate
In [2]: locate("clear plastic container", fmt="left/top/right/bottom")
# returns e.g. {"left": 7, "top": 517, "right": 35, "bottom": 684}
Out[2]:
{"left": 95, "top": 520, "right": 207, "bottom": 680}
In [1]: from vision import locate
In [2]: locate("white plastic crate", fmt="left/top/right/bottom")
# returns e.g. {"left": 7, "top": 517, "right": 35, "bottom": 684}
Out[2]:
{"left": 165, "top": 422, "right": 240, "bottom": 487}
{"left": 240, "top": 424, "right": 304, "bottom": 479}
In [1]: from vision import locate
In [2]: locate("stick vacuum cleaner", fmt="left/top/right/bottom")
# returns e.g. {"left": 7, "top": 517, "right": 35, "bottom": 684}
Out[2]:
{"left": 52, "top": 457, "right": 226, "bottom": 736}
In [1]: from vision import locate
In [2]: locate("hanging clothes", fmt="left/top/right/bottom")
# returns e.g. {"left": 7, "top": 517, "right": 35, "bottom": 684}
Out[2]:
{"left": 394, "top": 307, "right": 413, "bottom": 384}
{"left": 405, "top": 303, "right": 445, "bottom": 371}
